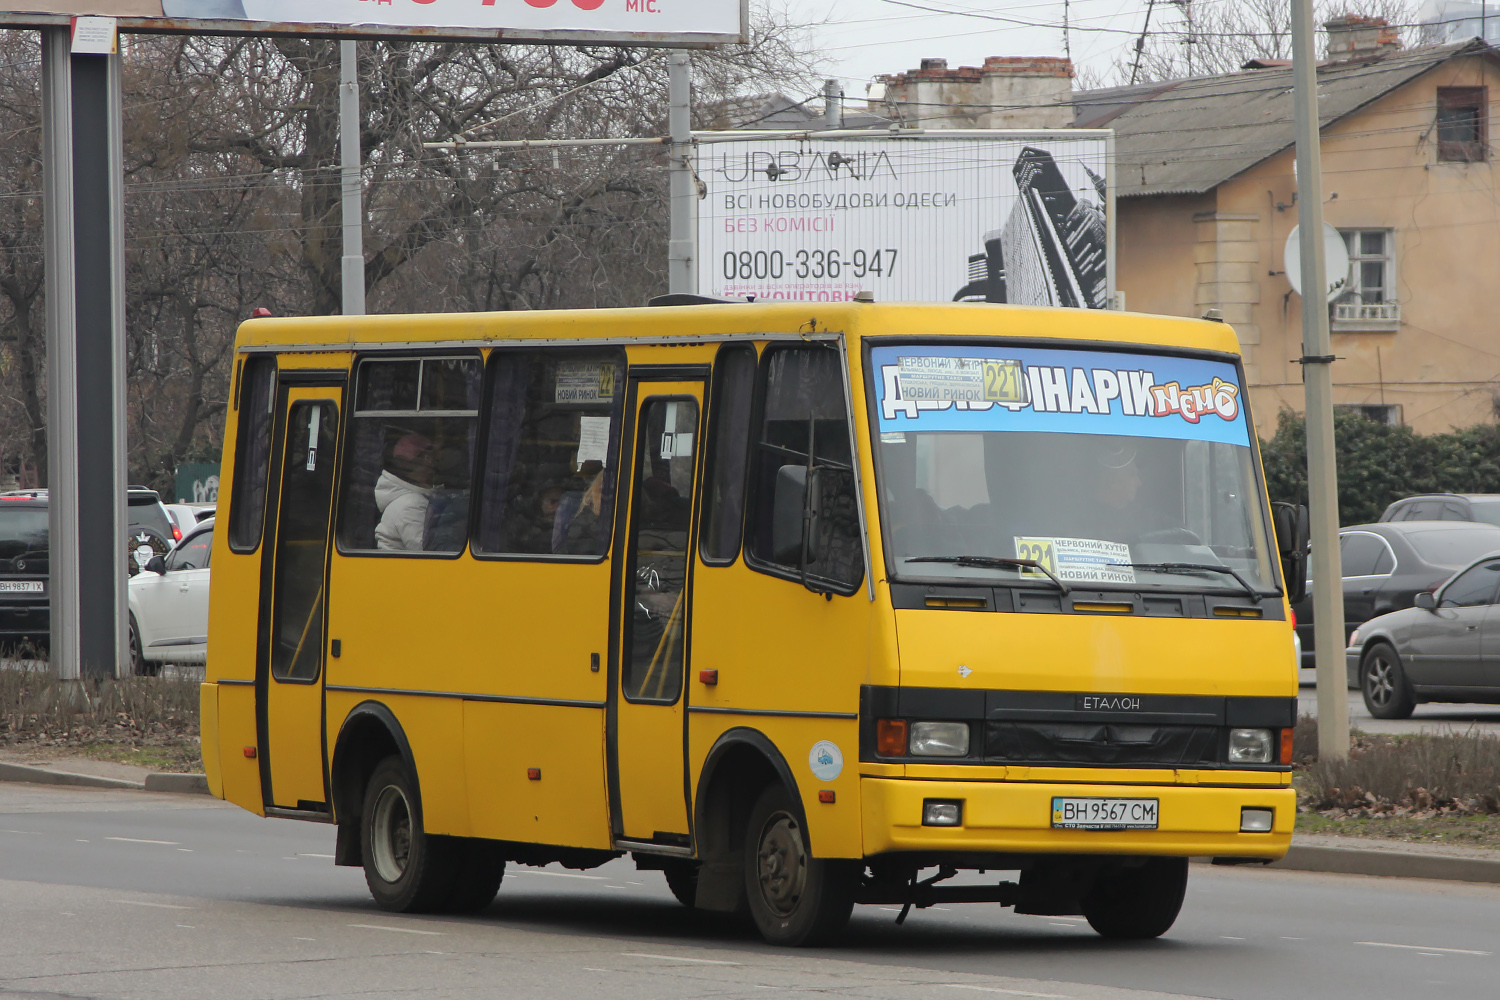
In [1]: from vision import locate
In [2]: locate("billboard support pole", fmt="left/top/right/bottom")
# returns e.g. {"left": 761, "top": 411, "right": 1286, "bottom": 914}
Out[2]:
{"left": 667, "top": 51, "right": 694, "bottom": 295}
{"left": 42, "top": 26, "right": 128, "bottom": 680}
{"left": 1292, "top": 0, "right": 1348, "bottom": 760}
{"left": 340, "top": 40, "right": 365, "bottom": 316}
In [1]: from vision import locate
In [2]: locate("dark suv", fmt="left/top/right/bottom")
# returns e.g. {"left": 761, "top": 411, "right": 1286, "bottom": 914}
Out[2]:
{"left": 0, "top": 487, "right": 176, "bottom": 646}
{"left": 1380, "top": 494, "right": 1500, "bottom": 527}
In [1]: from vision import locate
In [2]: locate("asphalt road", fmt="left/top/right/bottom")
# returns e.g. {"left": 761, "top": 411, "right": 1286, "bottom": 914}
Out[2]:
{"left": 1297, "top": 671, "right": 1500, "bottom": 734}
{"left": 0, "top": 784, "right": 1496, "bottom": 1000}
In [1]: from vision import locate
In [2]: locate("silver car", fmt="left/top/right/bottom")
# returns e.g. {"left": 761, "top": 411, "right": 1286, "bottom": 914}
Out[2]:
{"left": 1346, "top": 551, "right": 1500, "bottom": 718}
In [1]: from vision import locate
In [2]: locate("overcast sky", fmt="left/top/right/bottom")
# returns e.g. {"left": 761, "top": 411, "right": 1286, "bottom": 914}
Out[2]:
{"left": 800, "top": 0, "right": 1158, "bottom": 95}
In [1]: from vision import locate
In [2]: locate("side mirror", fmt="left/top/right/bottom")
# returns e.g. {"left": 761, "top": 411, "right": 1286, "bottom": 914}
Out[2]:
{"left": 1414, "top": 590, "right": 1437, "bottom": 611}
{"left": 1271, "top": 502, "right": 1310, "bottom": 604}
{"left": 145, "top": 554, "right": 167, "bottom": 576}
{"left": 772, "top": 465, "right": 808, "bottom": 564}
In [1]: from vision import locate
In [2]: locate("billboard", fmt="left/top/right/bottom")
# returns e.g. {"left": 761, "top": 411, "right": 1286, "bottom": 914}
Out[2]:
{"left": 0, "top": 0, "right": 747, "bottom": 44}
{"left": 697, "top": 133, "right": 1112, "bottom": 306}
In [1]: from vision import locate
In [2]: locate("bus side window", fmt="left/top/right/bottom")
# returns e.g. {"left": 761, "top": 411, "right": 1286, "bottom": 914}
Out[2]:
{"left": 228, "top": 356, "right": 276, "bottom": 553}
{"left": 699, "top": 344, "right": 757, "bottom": 564}
{"left": 336, "top": 355, "right": 482, "bottom": 555}
{"left": 473, "top": 349, "right": 625, "bottom": 560}
{"left": 744, "top": 345, "right": 864, "bottom": 593}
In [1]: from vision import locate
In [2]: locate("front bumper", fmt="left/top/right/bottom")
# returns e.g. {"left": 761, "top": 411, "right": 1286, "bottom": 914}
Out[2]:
{"left": 0, "top": 602, "right": 49, "bottom": 638}
{"left": 861, "top": 777, "right": 1294, "bottom": 859}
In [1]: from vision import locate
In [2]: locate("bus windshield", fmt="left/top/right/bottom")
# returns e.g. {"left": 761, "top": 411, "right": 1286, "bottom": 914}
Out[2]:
{"left": 870, "top": 342, "right": 1278, "bottom": 595}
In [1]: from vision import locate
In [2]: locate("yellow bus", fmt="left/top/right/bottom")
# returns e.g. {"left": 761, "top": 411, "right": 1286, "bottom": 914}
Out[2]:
{"left": 201, "top": 298, "right": 1306, "bottom": 945}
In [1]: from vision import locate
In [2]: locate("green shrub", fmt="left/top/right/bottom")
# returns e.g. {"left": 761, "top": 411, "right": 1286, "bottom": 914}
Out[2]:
{"left": 1260, "top": 408, "right": 1500, "bottom": 526}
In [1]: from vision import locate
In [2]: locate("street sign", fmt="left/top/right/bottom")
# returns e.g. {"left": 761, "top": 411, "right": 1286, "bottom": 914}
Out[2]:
{"left": 697, "top": 132, "right": 1113, "bottom": 307}
{"left": 1284, "top": 223, "right": 1351, "bottom": 303}
{"left": 0, "top": 0, "right": 748, "bottom": 43}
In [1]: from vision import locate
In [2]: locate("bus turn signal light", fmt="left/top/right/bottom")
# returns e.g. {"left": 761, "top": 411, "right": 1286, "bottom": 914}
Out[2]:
{"left": 876, "top": 719, "right": 908, "bottom": 757}
{"left": 698, "top": 669, "right": 718, "bottom": 685}
{"left": 1280, "top": 728, "right": 1294, "bottom": 765}
{"left": 243, "top": 747, "right": 257, "bottom": 759}
{"left": 818, "top": 790, "right": 835, "bottom": 803}
{"left": 527, "top": 768, "right": 541, "bottom": 781}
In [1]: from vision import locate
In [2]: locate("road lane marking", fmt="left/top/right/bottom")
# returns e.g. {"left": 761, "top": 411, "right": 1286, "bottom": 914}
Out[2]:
{"left": 293, "top": 937, "right": 316, "bottom": 942}
{"left": 941, "top": 987, "right": 1071, "bottom": 998}
{"left": 347, "top": 924, "right": 444, "bottom": 936}
{"left": 1220, "top": 936, "right": 1245, "bottom": 941}
{"left": 112, "top": 900, "right": 193, "bottom": 910}
{"left": 106, "top": 837, "right": 180, "bottom": 845}
{"left": 517, "top": 870, "right": 605, "bottom": 880}
{"left": 298, "top": 853, "right": 335, "bottom": 859}
{"left": 622, "top": 953, "right": 740, "bottom": 966}
{"left": 1356, "top": 941, "right": 1490, "bottom": 956}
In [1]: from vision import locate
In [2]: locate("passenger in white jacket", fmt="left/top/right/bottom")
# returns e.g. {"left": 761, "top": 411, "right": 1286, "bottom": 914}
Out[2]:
{"left": 375, "top": 433, "right": 435, "bottom": 551}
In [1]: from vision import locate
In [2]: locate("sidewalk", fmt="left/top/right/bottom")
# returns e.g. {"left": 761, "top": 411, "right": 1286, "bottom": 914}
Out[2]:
{"left": 0, "top": 752, "right": 208, "bottom": 794}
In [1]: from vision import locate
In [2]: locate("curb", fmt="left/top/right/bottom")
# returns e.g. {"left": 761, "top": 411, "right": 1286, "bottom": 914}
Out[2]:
{"left": 1268, "top": 843, "right": 1500, "bottom": 884}
{"left": 0, "top": 761, "right": 209, "bottom": 795}
{"left": 143, "top": 772, "right": 210, "bottom": 795}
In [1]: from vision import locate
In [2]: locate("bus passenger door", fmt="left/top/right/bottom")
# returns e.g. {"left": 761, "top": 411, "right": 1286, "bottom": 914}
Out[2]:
{"left": 610, "top": 382, "right": 705, "bottom": 846}
{"left": 257, "top": 384, "right": 342, "bottom": 813}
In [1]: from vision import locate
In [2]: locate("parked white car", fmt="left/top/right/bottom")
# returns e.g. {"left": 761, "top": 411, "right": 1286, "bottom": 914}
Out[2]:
{"left": 128, "top": 518, "right": 212, "bottom": 675}
{"left": 162, "top": 503, "right": 215, "bottom": 542}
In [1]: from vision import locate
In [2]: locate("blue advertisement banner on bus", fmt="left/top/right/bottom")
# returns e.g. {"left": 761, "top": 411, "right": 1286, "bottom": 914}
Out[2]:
{"left": 870, "top": 344, "right": 1249, "bottom": 448}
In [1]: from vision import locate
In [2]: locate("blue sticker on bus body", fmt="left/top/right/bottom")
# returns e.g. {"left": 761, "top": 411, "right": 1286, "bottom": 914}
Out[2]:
{"left": 809, "top": 741, "right": 843, "bottom": 782}
{"left": 870, "top": 344, "right": 1250, "bottom": 448}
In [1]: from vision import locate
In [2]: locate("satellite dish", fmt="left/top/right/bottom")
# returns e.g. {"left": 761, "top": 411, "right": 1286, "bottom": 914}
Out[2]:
{"left": 1284, "top": 223, "right": 1350, "bottom": 303}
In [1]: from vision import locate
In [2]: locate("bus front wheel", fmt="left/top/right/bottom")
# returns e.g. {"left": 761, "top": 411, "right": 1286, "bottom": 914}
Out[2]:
{"left": 743, "top": 783, "right": 856, "bottom": 946}
{"left": 361, "top": 756, "right": 456, "bottom": 913}
{"left": 1081, "top": 857, "right": 1188, "bottom": 939}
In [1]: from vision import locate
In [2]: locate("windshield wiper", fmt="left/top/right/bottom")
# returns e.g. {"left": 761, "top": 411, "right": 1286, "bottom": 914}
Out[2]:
{"left": 1110, "top": 561, "right": 1261, "bottom": 600}
{"left": 906, "top": 555, "right": 1070, "bottom": 596}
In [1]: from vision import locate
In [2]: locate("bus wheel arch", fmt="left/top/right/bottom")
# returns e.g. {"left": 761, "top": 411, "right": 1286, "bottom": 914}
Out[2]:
{"left": 330, "top": 702, "right": 420, "bottom": 869}
{"left": 692, "top": 728, "right": 807, "bottom": 914}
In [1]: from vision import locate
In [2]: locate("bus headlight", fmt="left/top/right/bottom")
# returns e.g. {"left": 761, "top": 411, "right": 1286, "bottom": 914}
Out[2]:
{"left": 908, "top": 721, "right": 970, "bottom": 757}
{"left": 1228, "top": 728, "right": 1274, "bottom": 764}
{"left": 922, "top": 799, "right": 963, "bottom": 826}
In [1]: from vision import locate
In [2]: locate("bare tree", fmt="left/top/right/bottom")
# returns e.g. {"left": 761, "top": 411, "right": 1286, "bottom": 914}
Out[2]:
{"left": 0, "top": 14, "right": 821, "bottom": 494}
{"left": 1119, "top": 1, "right": 1420, "bottom": 84}
{"left": 0, "top": 32, "right": 46, "bottom": 486}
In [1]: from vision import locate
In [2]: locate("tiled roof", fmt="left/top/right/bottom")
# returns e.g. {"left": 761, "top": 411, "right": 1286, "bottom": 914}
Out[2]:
{"left": 1072, "top": 39, "right": 1494, "bottom": 197}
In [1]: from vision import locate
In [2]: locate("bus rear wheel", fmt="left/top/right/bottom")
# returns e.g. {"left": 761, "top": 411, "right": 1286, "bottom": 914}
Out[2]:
{"left": 662, "top": 859, "right": 698, "bottom": 908}
{"left": 1081, "top": 857, "right": 1188, "bottom": 940}
{"left": 743, "top": 784, "right": 856, "bottom": 946}
{"left": 361, "top": 756, "right": 457, "bottom": 913}
{"left": 442, "top": 839, "right": 505, "bottom": 914}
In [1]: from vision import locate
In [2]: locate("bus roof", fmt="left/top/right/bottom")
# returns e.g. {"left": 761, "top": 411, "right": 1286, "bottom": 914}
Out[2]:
{"left": 234, "top": 302, "right": 1242, "bottom": 358}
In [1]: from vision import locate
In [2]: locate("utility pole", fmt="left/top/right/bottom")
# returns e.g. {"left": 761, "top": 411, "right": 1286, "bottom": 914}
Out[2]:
{"left": 43, "top": 21, "right": 128, "bottom": 681}
{"left": 1130, "top": 0, "right": 1158, "bottom": 85}
{"left": 340, "top": 40, "right": 365, "bottom": 316}
{"left": 667, "top": 51, "right": 694, "bottom": 296}
{"left": 1291, "top": 0, "right": 1348, "bottom": 761}
{"left": 1063, "top": 0, "right": 1071, "bottom": 60}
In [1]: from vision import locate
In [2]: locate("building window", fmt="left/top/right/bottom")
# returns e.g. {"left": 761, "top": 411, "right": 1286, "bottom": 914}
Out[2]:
{"left": 1437, "top": 86, "right": 1487, "bottom": 162}
{"left": 1332, "top": 229, "right": 1400, "bottom": 331}
{"left": 1337, "top": 403, "right": 1403, "bottom": 426}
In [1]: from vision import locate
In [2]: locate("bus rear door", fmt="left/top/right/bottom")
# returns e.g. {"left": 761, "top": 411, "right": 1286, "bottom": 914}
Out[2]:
{"left": 256, "top": 379, "right": 343, "bottom": 814}
{"left": 610, "top": 378, "right": 706, "bottom": 847}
